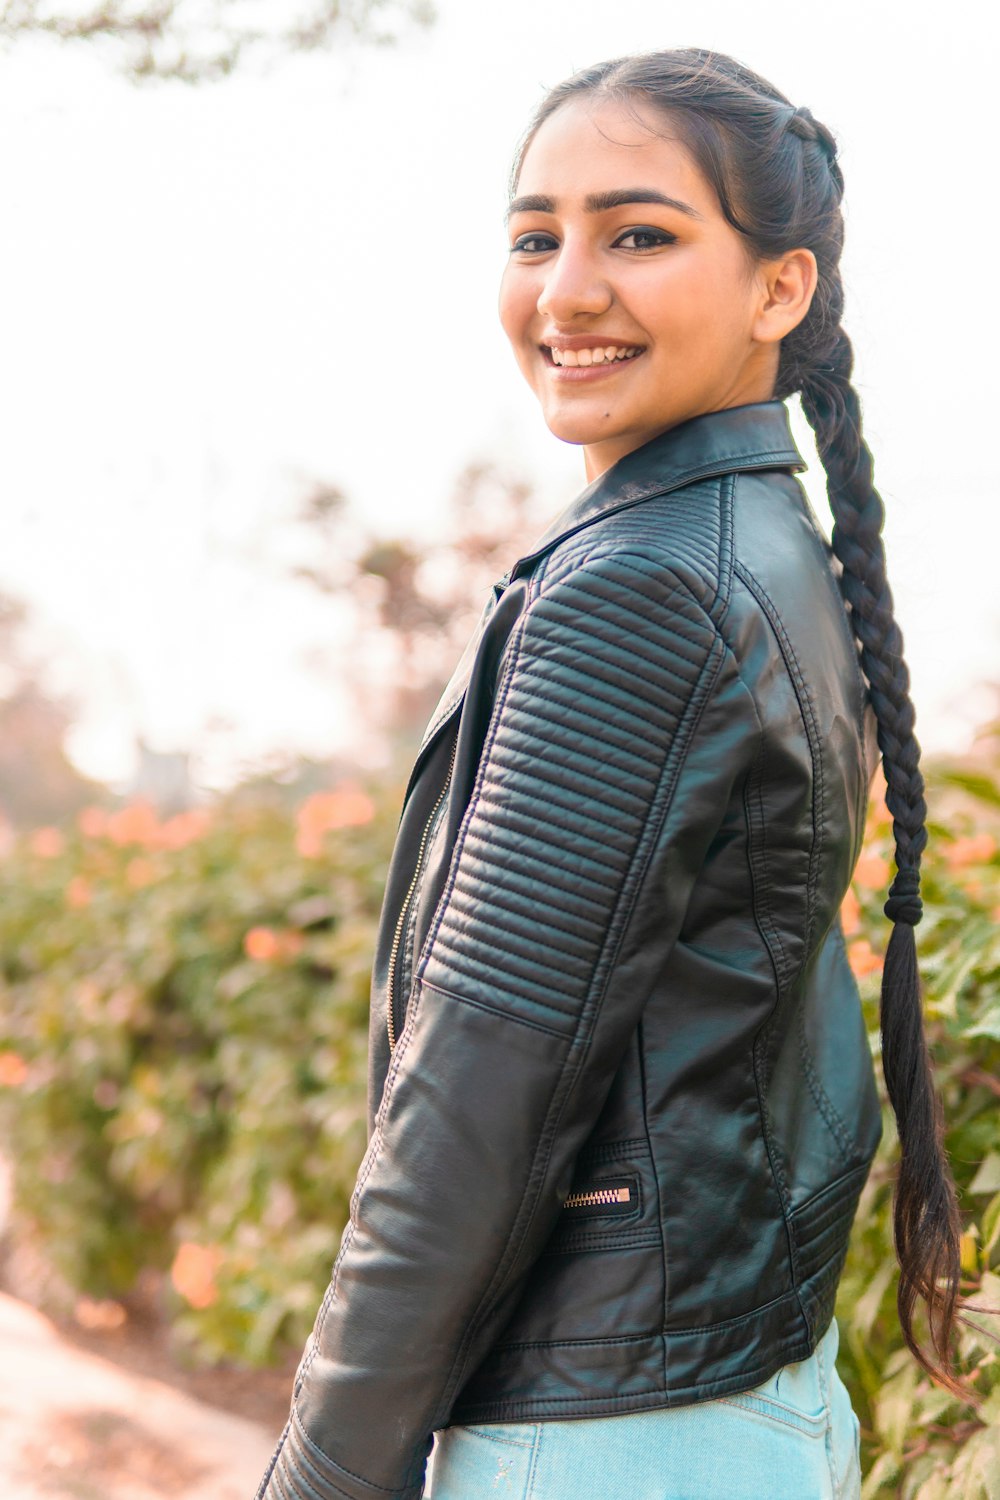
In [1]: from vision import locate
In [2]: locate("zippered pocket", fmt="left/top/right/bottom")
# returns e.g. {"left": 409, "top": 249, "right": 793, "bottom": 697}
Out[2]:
{"left": 561, "top": 1175, "right": 639, "bottom": 1220}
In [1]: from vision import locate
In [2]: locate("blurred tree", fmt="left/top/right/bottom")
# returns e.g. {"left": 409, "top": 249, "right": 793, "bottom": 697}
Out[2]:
{"left": 0, "top": 595, "right": 108, "bottom": 828}
{"left": 288, "top": 463, "right": 554, "bottom": 751}
{"left": 0, "top": 0, "right": 434, "bottom": 85}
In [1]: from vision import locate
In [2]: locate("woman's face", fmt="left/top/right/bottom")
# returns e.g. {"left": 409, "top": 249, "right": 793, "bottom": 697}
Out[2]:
{"left": 499, "top": 97, "right": 792, "bottom": 481}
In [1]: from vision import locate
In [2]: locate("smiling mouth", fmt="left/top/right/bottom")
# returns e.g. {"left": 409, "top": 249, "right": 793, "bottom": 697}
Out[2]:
{"left": 542, "top": 344, "right": 645, "bottom": 368}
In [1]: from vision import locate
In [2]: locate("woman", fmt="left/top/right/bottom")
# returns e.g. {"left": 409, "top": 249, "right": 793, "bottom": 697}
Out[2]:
{"left": 255, "top": 49, "right": 965, "bottom": 1500}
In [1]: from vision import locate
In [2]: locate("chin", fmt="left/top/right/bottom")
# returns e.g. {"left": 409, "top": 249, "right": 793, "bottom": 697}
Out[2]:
{"left": 541, "top": 408, "right": 628, "bottom": 449}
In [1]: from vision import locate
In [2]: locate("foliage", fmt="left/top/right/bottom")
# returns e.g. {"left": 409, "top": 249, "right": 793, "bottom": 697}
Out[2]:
{"left": 0, "top": 723, "right": 998, "bottom": 1490}
{"left": 836, "top": 724, "right": 1000, "bottom": 1495}
{"left": 0, "top": 781, "right": 399, "bottom": 1364}
{"left": 0, "top": 0, "right": 434, "bottom": 85}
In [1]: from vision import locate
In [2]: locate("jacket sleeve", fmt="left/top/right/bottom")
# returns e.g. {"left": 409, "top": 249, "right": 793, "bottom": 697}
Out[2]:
{"left": 256, "top": 548, "right": 744, "bottom": 1500}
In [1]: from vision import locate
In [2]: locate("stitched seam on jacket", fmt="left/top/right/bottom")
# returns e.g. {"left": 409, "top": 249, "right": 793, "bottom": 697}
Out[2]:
{"left": 537, "top": 508, "right": 724, "bottom": 613}
{"left": 635, "top": 1017, "right": 669, "bottom": 1388}
{"left": 577, "top": 1135, "right": 649, "bottom": 1159}
{"left": 735, "top": 692, "right": 802, "bottom": 1295}
{"left": 290, "top": 1406, "right": 402, "bottom": 1494}
{"left": 791, "top": 1162, "right": 870, "bottom": 1223}
{"left": 790, "top": 476, "right": 870, "bottom": 712}
{"left": 419, "top": 980, "right": 574, "bottom": 1040}
{"left": 714, "top": 472, "right": 736, "bottom": 624}
{"left": 542, "top": 1233, "right": 662, "bottom": 1254}
{"left": 734, "top": 560, "right": 824, "bottom": 954}
{"left": 284, "top": 1449, "right": 340, "bottom": 1500}
{"left": 795, "top": 1005, "right": 855, "bottom": 1163}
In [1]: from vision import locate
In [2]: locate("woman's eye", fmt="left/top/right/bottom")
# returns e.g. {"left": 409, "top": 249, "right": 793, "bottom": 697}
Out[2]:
{"left": 509, "top": 233, "right": 558, "bottom": 254}
{"left": 613, "top": 227, "right": 677, "bottom": 250}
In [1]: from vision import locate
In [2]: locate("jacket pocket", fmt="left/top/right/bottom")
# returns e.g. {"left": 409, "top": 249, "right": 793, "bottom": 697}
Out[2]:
{"left": 561, "top": 1175, "right": 639, "bottom": 1220}
{"left": 544, "top": 1138, "right": 656, "bottom": 1255}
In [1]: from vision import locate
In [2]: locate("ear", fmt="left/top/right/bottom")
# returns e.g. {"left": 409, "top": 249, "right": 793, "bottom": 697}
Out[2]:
{"left": 752, "top": 249, "right": 819, "bottom": 345}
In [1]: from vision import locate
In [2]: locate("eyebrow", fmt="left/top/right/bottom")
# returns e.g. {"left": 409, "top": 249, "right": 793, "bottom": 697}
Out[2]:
{"left": 505, "top": 187, "right": 704, "bottom": 222}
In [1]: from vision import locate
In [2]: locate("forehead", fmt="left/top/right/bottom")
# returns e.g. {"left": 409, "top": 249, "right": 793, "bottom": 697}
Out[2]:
{"left": 516, "top": 96, "right": 718, "bottom": 216}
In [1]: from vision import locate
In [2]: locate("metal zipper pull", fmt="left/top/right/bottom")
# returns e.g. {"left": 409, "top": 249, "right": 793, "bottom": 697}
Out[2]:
{"left": 564, "top": 1185, "right": 632, "bottom": 1209}
{"left": 386, "top": 736, "right": 459, "bottom": 1052}
{"left": 561, "top": 1178, "right": 636, "bottom": 1214}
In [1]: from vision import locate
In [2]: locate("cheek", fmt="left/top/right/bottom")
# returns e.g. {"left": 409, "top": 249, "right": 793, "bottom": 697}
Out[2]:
{"left": 636, "top": 253, "right": 753, "bottom": 352}
{"left": 498, "top": 268, "right": 540, "bottom": 355}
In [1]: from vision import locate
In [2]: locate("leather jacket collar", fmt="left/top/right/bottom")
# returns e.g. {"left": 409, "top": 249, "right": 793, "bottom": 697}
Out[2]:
{"left": 503, "top": 399, "right": 805, "bottom": 588}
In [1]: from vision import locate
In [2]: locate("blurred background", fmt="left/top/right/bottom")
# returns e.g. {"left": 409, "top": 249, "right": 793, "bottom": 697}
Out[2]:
{"left": 0, "top": 2, "right": 997, "bottom": 1497}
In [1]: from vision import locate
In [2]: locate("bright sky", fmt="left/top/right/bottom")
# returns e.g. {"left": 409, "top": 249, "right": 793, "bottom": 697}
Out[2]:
{"left": 1, "top": 0, "right": 997, "bottom": 793}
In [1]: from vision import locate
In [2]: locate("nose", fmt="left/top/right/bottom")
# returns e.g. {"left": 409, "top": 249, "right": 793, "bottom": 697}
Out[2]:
{"left": 536, "top": 240, "right": 613, "bottom": 323}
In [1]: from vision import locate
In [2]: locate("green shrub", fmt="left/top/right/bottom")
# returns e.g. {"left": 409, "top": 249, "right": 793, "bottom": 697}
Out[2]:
{"left": 837, "top": 746, "right": 1000, "bottom": 1496}
{"left": 0, "top": 783, "right": 398, "bottom": 1365}
{"left": 0, "top": 736, "right": 998, "bottom": 1489}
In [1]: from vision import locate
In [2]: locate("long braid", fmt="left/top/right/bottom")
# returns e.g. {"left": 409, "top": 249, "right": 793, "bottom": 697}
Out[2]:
{"left": 800, "top": 327, "right": 963, "bottom": 1391}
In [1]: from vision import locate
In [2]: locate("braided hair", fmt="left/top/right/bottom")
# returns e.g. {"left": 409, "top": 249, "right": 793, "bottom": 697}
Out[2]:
{"left": 511, "top": 49, "right": 968, "bottom": 1395}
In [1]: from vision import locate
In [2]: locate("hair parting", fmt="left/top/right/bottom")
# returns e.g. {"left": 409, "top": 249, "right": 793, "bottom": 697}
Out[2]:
{"left": 512, "top": 47, "right": 981, "bottom": 1398}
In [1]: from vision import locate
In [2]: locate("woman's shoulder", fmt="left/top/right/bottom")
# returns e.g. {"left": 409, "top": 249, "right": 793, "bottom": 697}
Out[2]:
{"left": 533, "top": 465, "right": 744, "bottom": 629}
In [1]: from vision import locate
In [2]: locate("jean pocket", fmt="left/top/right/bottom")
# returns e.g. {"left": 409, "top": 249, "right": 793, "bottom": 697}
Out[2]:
{"left": 719, "top": 1386, "right": 828, "bottom": 1437}
{"left": 719, "top": 1350, "right": 829, "bottom": 1438}
{"left": 428, "top": 1422, "right": 539, "bottom": 1499}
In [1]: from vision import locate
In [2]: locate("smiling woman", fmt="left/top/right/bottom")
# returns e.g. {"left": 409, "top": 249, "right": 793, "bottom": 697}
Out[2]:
{"left": 499, "top": 103, "right": 816, "bottom": 479}
{"left": 254, "top": 47, "right": 977, "bottom": 1500}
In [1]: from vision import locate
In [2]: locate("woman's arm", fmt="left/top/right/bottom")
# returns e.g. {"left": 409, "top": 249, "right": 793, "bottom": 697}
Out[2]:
{"left": 257, "top": 547, "right": 747, "bottom": 1500}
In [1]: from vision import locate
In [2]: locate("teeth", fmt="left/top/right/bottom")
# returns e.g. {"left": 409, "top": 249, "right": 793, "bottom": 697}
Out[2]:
{"left": 550, "top": 345, "right": 641, "bottom": 367}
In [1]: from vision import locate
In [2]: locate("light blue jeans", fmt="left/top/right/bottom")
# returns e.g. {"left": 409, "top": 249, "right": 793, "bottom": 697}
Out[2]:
{"left": 426, "top": 1318, "right": 861, "bottom": 1499}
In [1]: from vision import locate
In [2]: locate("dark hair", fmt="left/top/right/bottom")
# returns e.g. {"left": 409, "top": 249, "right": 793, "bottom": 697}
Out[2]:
{"left": 511, "top": 48, "right": 970, "bottom": 1396}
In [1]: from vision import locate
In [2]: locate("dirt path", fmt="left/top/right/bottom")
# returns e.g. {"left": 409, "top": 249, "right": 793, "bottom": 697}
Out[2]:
{"left": 0, "top": 1293, "right": 280, "bottom": 1499}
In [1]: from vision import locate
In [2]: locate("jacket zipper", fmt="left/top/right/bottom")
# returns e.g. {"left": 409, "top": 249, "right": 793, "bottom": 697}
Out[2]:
{"left": 563, "top": 1183, "right": 632, "bottom": 1210}
{"left": 386, "top": 736, "right": 459, "bottom": 1052}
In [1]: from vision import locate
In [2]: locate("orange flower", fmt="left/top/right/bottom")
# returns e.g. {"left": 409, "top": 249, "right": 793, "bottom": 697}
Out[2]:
{"left": 840, "top": 887, "right": 861, "bottom": 937}
{"left": 296, "top": 784, "right": 376, "bottom": 857}
{"left": 106, "top": 802, "right": 159, "bottom": 848}
{"left": 244, "top": 926, "right": 281, "bottom": 962}
{"left": 29, "top": 827, "right": 64, "bottom": 859}
{"left": 74, "top": 1296, "right": 126, "bottom": 1331}
{"left": 170, "top": 1242, "right": 223, "bottom": 1310}
{"left": 244, "top": 926, "right": 302, "bottom": 962}
{"left": 0, "top": 1051, "right": 28, "bottom": 1087}
{"left": 848, "top": 939, "right": 884, "bottom": 978}
{"left": 852, "top": 851, "right": 891, "bottom": 891}
{"left": 158, "top": 809, "right": 211, "bottom": 850}
{"left": 66, "top": 876, "right": 92, "bottom": 910}
{"left": 125, "top": 857, "right": 157, "bottom": 889}
{"left": 944, "top": 833, "right": 997, "bottom": 870}
{"left": 78, "top": 806, "right": 109, "bottom": 839}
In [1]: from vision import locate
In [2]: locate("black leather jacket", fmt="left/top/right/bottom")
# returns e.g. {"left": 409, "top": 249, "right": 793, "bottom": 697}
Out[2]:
{"left": 256, "top": 400, "right": 883, "bottom": 1500}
